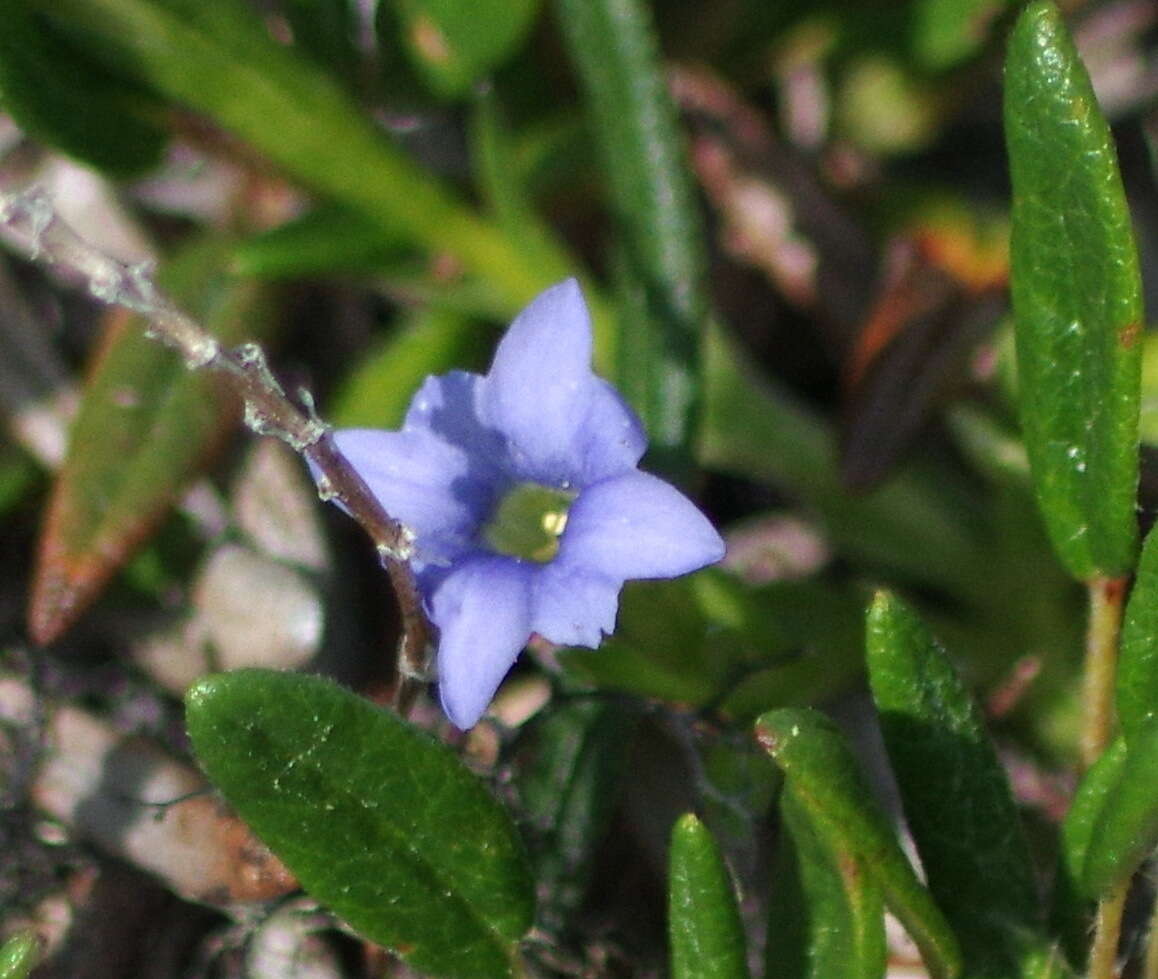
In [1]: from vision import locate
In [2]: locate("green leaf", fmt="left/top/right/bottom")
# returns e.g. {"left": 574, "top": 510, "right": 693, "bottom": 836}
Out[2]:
{"left": 232, "top": 205, "right": 410, "bottom": 279}
{"left": 279, "top": 0, "right": 358, "bottom": 86}
{"left": 28, "top": 236, "right": 276, "bottom": 644}
{"left": 1004, "top": 0, "right": 1143, "bottom": 580}
{"left": 0, "top": 932, "right": 40, "bottom": 979}
{"left": 700, "top": 324, "right": 987, "bottom": 597}
{"left": 515, "top": 698, "right": 637, "bottom": 928}
{"left": 755, "top": 707, "right": 962, "bottom": 979}
{"left": 555, "top": 0, "right": 707, "bottom": 478}
{"left": 910, "top": 0, "right": 1007, "bottom": 71}
{"left": 865, "top": 592, "right": 1041, "bottom": 977}
{"left": 32, "top": 0, "right": 563, "bottom": 311}
{"left": 766, "top": 784, "right": 886, "bottom": 979}
{"left": 394, "top": 0, "right": 542, "bottom": 98}
{"left": 1115, "top": 524, "right": 1158, "bottom": 742}
{"left": 186, "top": 669, "right": 534, "bottom": 978}
{"left": 1081, "top": 723, "right": 1158, "bottom": 899}
{"left": 668, "top": 814, "right": 751, "bottom": 979}
{"left": 0, "top": 0, "right": 165, "bottom": 175}
{"left": 329, "top": 307, "right": 487, "bottom": 430}
{"left": 1054, "top": 737, "right": 1127, "bottom": 967}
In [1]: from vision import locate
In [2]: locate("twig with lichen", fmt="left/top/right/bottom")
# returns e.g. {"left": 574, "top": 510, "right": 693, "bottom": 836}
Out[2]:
{"left": 0, "top": 186, "right": 431, "bottom": 706}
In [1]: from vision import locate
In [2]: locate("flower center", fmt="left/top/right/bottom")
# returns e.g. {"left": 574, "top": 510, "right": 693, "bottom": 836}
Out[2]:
{"left": 483, "top": 482, "right": 576, "bottom": 563}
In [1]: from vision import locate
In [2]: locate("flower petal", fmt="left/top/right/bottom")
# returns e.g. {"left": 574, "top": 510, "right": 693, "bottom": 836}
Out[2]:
{"left": 330, "top": 428, "right": 493, "bottom": 566}
{"left": 529, "top": 561, "right": 621, "bottom": 648}
{"left": 430, "top": 554, "right": 533, "bottom": 729}
{"left": 571, "top": 379, "right": 647, "bottom": 484}
{"left": 562, "top": 471, "right": 726, "bottom": 580}
{"left": 482, "top": 278, "right": 596, "bottom": 483}
{"left": 403, "top": 371, "right": 507, "bottom": 476}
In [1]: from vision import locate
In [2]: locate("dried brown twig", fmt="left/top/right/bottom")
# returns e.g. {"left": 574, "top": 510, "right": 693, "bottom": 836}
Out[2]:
{"left": 0, "top": 186, "right": 431, "bottom": 709}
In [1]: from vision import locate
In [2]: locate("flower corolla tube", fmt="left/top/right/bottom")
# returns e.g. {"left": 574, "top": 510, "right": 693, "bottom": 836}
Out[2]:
{"left": 327, "top": 279, "right": 725, "bottom": 728}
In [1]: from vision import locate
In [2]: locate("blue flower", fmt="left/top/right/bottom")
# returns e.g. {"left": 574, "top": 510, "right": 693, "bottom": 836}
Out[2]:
{"left": 330, "top": 279, "right": 725, "bottom": 729}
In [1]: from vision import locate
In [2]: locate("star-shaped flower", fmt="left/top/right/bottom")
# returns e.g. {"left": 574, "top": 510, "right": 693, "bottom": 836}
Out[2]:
{"left": 329, "top": 279, "right": 725, "bottom": 728}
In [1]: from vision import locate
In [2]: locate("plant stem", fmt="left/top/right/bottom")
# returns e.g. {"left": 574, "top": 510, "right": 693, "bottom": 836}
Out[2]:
{"left": 1081, "top": 575, "right": 1128, "bottom": 769}
{"left": 1088, "top": 878, "right": 1128, "bottom": 979}
{"left": 0, "top": 186, "right": 432, "bottom": 705}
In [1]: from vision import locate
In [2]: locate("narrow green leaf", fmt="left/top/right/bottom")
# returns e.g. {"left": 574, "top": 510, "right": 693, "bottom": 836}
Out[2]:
{"left": 1115, "top": 524, "right": 1158, "bottom": 742}
{"left": 515, "top": 698, "right": 637, "bottom": 928}
{"left": 755, "top": 707, "right": 962, "bottom": 979}
{"left": 668, "top": 814, "right": 751, "bottom": 979}
{"left": 186, "top": 669, "right": 534, "bottom": 978}
{"left": 1081, "top": 724, "right": 1158, "bottom": 899}
{"left": 1004, "top": 0, "right": 1143, "bottom": 579}
{"left": 866, "top": 591, "right": 1040, "bottom": 977}
{"left": 329, "top": 307, "right": 487, "bottom": 430}
{"left": 555, "top": 0, "right": 707, "bottom": 477}
{"left": 279, "top": 0, "right": 358, "bottom": 86}
{"left": 33, "top": 0, "right": 564, "bottom": 311}
{"left": 700, "top": 324, "right": 987, "bottom": 597}
{"left": 766, "top": 785, "right": 886, "bottom": 979}
{"left": 0, "top": 932, "right": 40, "bottom": 979}
{"left": 1054, "top": 737, "right": 1127, "bottom": 967}
{"left": 28, "top": 236, "right": 276, "bottom": 644}
{"left": 232, "top": 205, "right": 410, "bottom": 279}
{"left": 394, "top": 0, "right": 542, "bottom": 97}
{"left": 0, "top": 0, "right": 165, "bottom": 175}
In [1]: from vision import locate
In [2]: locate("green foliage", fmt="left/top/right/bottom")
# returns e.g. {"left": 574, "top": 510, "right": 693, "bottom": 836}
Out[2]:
{"left": 186, "top": 670, "right": 534, "bottom": 978}
{"left": 756, "top": 708, "right": 962, "bottom": 979}
{"left": 0, "top": 932, "right": 40, "bottom": 979}
{"left": 668, "top": 814, "right": 751, "bottom": 979}
{"left": 1004, "top": 0, "right": 1143, "bottom": 581}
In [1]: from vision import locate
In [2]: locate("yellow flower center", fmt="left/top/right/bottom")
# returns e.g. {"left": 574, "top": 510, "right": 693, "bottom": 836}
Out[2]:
{"left": 483, "top": 482, "right": 576, "bottom": 563}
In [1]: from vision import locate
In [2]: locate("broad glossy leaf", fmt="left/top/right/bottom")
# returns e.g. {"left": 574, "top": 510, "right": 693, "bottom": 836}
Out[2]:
{"left": 766, "top": 785, "right": 886, "bottom": 979}
{"left": 515, "top": 698, "right": 637, "bottom": 927}
{"left": 755, "top": 708, "right": 961, "bottom": 979}
{"left": 555, "top": 0, "right": 707, "bottom": 477}
{"left": 32, "top": 0, "right": 559, "bottom": 310}
{"left": 0, "top": 0, "right": 165, "bottom": 175}
{"left": 1081, "top": 724, "right": 1158, "bottom": 899}
{"left": 29, "top": 237, "right": 275, "bottom": 644}
{"left": 866, "top": 592, "right": 1040, "bottom": 976}
{"left": 186, "top": 670, "right": 534, "bottom": 978}
{"left": 1004, "top": 0, "right": 1143, "bottom": 580}
{"left": 1054, "top": 738, "right": 1126, "bottom": 967}
{"left": 394, "top": 0, "right": 541, "bottom": 97}
{"left": 668, "top": 814, "right": 751, "bottom": 979}
{"left": 0, "top": 932, "right": 40, "bottom": 979}
{"left": 1115, "top": 524, "right": 1158, "bottom": 742}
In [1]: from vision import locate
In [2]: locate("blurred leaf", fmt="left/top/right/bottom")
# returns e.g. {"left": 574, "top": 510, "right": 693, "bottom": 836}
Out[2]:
{"left": 766, "top": 784, "right": 886, "bottom": 979}
{"left": 515, "top": 698, "right": 637, "bottom": 929}
{"left": 279, "top": 0, "right": 358, "bottom": 86}
{"left": 28, "top": 236, "right": 275, "bottom": 644}
{"left": 668, "top": 813, "right": 751, "bottom": 979}
{"left": 393, "top": 0, "right": 542, "bottom": 98}
{"left": 34, "top": 0, "right": 562, "bottom": 310}
{"left": 1055, "top": 737, "right": 1126, "bottom": 967}
{"left": 910, "top": 0, "right": 1007, "bottom": 71}
{"left": 330, "top": 307, "right": 487, "bottom": 430}
{"left": 701, "top": 324, "right": 987, "bottom": 597}
{"left": 232, "top": 205, "right": 411, "bottom": 279}
{"left": 1004, "top": 0, "right": 1143, "bottom": 580}
{"left": 755, "top": 707, "right": 961, "bottom": 979}
{"left": 1115, "top": 524, "right": 1158, "bottom": 743}
{"left": 865, "top": 592, "right": 1041, "bottom": 976}
{"left": 0, "top": 0, "right": 165, "bottom": 175}
{"left": 1081, "top": 722, "right": 1158, "bottom": 899}
{"left": 0, "top": 931, "right": 40, "bottom": 979}
{"left": 0, "top": 446, "right": 37, "bottom": 515}
{"left": 556, "top": 0, "right": 707, "bottom": 478}
{"left": 186, "top": 669, "right": 534, "bottom": 978}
